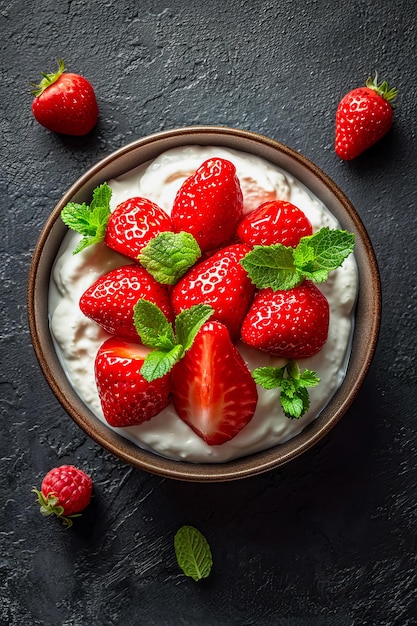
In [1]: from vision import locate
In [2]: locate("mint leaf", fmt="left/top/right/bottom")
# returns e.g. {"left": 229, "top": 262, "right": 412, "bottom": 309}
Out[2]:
{"left": 293, "top": 228, "right": 355, "bottom": 284}
{"left": 174, "top": 525, "right": 213, "bottom": 582}
{"left": 133, "top": 300, "right": 214, "bottom": 382}
{"left": 139, "top": 231, "right": 201, "bottom": 285}
{"left": 252, "top": 365, "right": 285, "bottom": 389}
{"left": 61, "top": 182, "right": 112, "bottom": 254}
{"left": 252, "top": 361, "right": 320, "bottom": 419}
{"left": 297, "top": 368, "right": 322, "bottom": 388}
{"left": 140, "top": 344, "right": 184, "bottom": 382}
{"left": 133, "top": 299, "right": 176, "bottom": 349}
{"left": 240, "top": 227, "right": 355, "bottom": 291}
{"left": 175, "top": 304, "right": 213, "bottom": 351}
{"left": 240, "top": 244, "right": 302, "bottom": 290}
{"left": 280, "top": 388, "right": 309, "bottom": 419}
{"left": 90, "top": 182, "right": 112, "bottom": 211}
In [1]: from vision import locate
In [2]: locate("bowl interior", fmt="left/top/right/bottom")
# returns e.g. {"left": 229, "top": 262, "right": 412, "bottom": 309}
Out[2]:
{"left": 27, "top": 126, "right": 381, "bottom": 481}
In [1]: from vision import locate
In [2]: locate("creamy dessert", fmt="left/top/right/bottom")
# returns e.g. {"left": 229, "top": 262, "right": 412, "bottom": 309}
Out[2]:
{"left": 49, "top": 145, "right": 358, "bottom": 463}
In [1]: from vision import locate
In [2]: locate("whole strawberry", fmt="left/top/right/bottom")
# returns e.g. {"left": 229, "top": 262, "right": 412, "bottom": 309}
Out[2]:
{"left": 335, "top": 74, "right": 398, "bottom": 160}
{"left": 171, "top": 243, "right": 255, "bottom": 339}
{"left": 33, "top": 465, "right": 92, "bottom": 528}
{"left": 95, "top": 337, "right": 172, "bottom": 427}
{"left": 237, "top": 200, "right": 313, "bottom": 248}
{"left": 171, "top": 158, "right": 243, "bottom": 252}
{"left": 241, "top": 280, "right": 329, "bottom": 359}
{"left": 79, "top": 264, "right": 173, "bottom": 341}
{"left": 31, "top": 59, "right": 98, "bottom": 136}
{"left": 171, "top": 244, "right": 255, "bottom": 339}
{"left": 105, "top": 197, "right": 172, "bottom": 260}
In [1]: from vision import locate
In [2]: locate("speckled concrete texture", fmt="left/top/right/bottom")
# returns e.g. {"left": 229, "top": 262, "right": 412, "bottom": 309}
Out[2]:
{"left": 1, "top": 0, "right": 416, "bottom": 624}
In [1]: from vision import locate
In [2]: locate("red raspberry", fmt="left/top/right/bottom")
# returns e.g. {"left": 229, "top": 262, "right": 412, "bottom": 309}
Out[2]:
{"left": 33, "top": 465, "right": 92, "bottom": 527}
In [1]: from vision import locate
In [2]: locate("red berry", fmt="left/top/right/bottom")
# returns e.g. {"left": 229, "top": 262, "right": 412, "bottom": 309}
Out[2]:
{"left": 335, "top": 74, "right": 398, "bottom": 160}
{"left": 241, "top": 281, "right": 329, "bottom": 359}
{"left": 237, "top": 200, "right": 313, "bottom": 248}
{"left": 104, "top": 197, "right": 172, "bottom": 260}
{"left": 79, "top": 264, "right": 173, "bottom": 341}
{"left": 171, "top": 158, "right": 243, "bottom": 252}
{"left": 172, "top": 321, "right": 258, "bottom": 445}
{"left": 34, "top": 465, "right": 92, "bottom": 527}
{"left": 95, "top": 337, "right": 172, "bottom": 427}
{"left": 31, "top": 59, "right": 98, "bottom": 136}
{"left": 171, "top": 244, "right": 255, "bottom": 339}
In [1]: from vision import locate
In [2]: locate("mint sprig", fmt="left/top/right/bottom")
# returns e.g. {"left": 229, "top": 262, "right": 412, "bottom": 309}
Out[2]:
{"left": 133, "top": 300, "right": 213, "bottom": 382}
{"left": 60, "top": 182, "right": 112, "bottom": 254}
{"left": 252, "top": 361, "right": 320, "bottom": 419}
{"left": 293, "top": 228, "right": 355, "bottom": 283}
{"left": 139, "top": 231, "right": 201, "bottom": 285}
{"left": 240, "top": 227, "right": 355, "bottom": 291}
{"left": 174, "top": 525, "right": 213, "bottom": 582}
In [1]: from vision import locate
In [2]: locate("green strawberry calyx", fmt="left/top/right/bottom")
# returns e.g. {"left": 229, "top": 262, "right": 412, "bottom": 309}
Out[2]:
{"left": 30, "top": 58, "right": 66, "bottom": 97}
{"left": 32, "top": 488, "right": 80, "bottom": 528}
{"left": 366, "top": 73, "right": 398, "bottom": 107}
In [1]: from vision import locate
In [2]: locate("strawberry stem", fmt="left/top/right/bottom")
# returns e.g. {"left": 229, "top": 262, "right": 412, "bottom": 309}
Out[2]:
{"left": 366, "top": 72, "right": 398, "bottom": 107}
{"left": 32, "top": 487, "right": 77, "bottom": 528}
{"left": 30, "top": 58, "right": 66, "bottom": 97}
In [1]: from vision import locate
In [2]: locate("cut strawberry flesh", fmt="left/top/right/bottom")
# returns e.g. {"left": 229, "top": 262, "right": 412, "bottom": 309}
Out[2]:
{"left": 98, "top": 338, "right": 151, "bottom": 360}
{"left": 172, "top": 322, "right": 258, "bottom": 445}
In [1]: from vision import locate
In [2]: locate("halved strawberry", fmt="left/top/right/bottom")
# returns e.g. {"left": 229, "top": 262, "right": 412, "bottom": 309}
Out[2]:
{"left": 95, "top": 337, "right": 171, "bottom": 427}
{"left": 237, "top": 200, "right": 313, "bottom": 248}
{"left": 171, "top": 158, "right": 243, "bottom": 252}
{"left": 240, "top": 280, "right": 329, "bottom": 359}
{"left": 171, "top": 321, "right": 258, "bottom": 445}
{"left": 170, "top": 244, "right": 255, "bottom": 339}
{"left": 80, "top": 264, "right": 173, "bottom": 341}
{"left": 105, "top": 197, "right": 172, "bottom": 260}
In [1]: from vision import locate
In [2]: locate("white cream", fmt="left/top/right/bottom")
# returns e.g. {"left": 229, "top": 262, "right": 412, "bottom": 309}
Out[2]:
{"left": 49, "top": 146, "right": 358, "bottom": 463}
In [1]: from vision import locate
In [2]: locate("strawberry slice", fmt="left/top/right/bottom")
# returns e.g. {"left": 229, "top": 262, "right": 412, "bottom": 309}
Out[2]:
{"left": 170, "top": 243, "right": 255, "bottom": 339}
{"left": 241, "top": 280, "right": 329, "bottom": 359}
{"left": 105, "top": 196, "right": 172, "bottom": 260}
{"left": 171, "top": 158, "right": 243, "bottom": 252}
{"left": 80, "top": 264, "right": 173, "bottom": 341}
{"left": 172, "top": 321, "right": 258, "bottom": 445}
{"left": 95, "top": 337, "right": 171, "bottom": 427}
{"left": 237, "top": 200, "right": 313, "bottom": 248}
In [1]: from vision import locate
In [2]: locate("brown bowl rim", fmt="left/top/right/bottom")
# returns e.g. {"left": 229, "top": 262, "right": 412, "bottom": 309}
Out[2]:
{"left": 27, "top": 125, "right": 381, "bottom": 482}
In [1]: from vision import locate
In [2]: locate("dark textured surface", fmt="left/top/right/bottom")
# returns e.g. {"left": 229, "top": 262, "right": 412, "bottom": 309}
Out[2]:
{"left": 1, "top": 1, "right": 416, "bottom": 624}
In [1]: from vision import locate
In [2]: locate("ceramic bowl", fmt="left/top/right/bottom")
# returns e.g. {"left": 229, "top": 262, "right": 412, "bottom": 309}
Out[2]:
{"left": 27, "top": 126, "right": 381, "bottom": 481}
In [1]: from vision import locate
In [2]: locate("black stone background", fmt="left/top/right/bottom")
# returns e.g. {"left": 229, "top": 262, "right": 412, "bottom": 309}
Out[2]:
{"left": 1, "top": 1, "right": 416, "bottom": 624}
